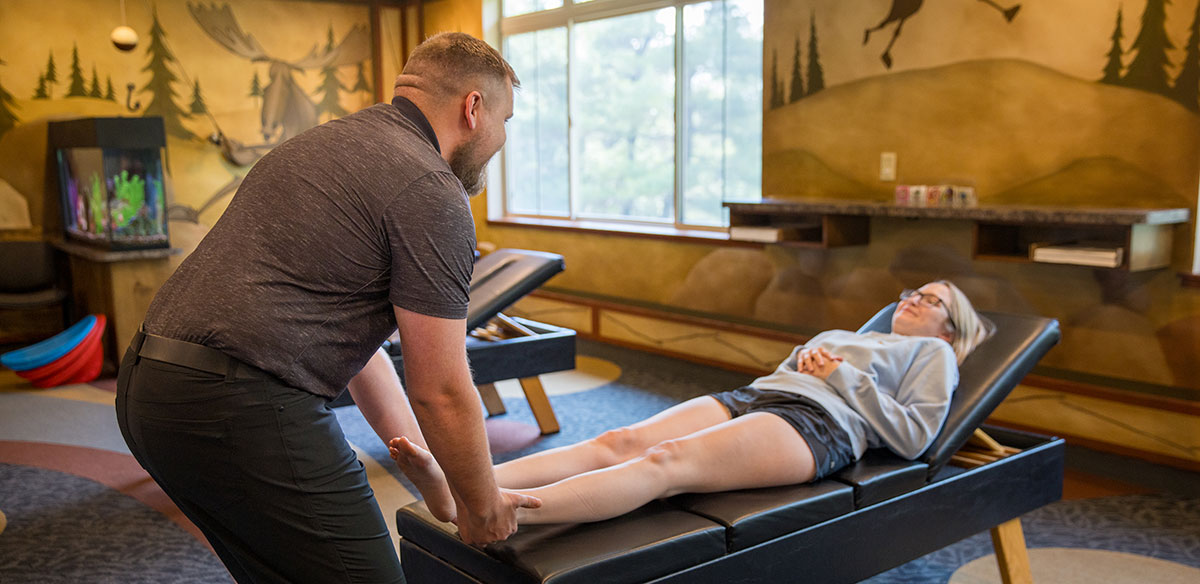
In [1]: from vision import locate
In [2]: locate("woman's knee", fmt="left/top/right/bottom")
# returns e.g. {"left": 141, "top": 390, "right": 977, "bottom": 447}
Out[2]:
{"left": 639, "top": 439, "right": 687, "bottom": 474}
{"left": 591, "top": 427, "right": 642, "bottom": 464}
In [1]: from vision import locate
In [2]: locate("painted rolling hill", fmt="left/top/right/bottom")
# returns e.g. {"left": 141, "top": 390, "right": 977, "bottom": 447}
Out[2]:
{"left": 763, "top": 58, "right": 1200, "bottom": 210}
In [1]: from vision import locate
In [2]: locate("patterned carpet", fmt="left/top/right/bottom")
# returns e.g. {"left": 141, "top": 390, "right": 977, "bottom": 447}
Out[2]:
{"left": 1, "top": 339, "right": 1198, "bottom": 583}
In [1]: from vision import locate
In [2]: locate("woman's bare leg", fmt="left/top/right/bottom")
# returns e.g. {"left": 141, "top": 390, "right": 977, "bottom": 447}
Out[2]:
{"left": 389, "top": 436, "right": 457, "bottom": 521}
{"left": 349, "top": 348, "right": 457, "bottom": 522}
{"left": 512, "top": 412, "right": 818, "bottom": 524}
{"left": 388, "top": 395, "right": 734, "bottom": 520}
{"left": 494, "top": 396, "right": 732, "bottom": 488}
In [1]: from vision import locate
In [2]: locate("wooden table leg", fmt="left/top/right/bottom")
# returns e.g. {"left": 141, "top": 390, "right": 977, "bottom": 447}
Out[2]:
{"left": 517, "top": 376, "right": 559, "bottom": 435}
{"left": 990, "top": 518, "right": 1033, "bottom": 584}
{"left": 477, "top": 383, "right": 507, "bottom": 416}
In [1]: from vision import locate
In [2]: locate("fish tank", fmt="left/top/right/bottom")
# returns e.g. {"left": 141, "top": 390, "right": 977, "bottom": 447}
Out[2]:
{"left": 49, "top": 117, "right": 169, "bottom": 251}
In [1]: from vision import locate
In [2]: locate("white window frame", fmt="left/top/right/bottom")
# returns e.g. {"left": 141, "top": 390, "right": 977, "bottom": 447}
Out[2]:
{"left": 484, "top": 0, "right": 760, "bottom": 234}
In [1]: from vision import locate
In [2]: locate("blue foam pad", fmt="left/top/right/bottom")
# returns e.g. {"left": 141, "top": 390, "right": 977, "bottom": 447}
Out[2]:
{"left": 1, "top": 315, "right": 97, "bottom": 371}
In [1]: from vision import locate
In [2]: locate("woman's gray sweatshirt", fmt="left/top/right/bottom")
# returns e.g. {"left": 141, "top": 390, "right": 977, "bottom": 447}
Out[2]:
{"left": 750, "top": 330, "right": 958, "bottom": 460}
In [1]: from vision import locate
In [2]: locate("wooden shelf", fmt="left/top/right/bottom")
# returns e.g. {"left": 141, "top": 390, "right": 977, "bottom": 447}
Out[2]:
{"left": 724, "top": 198, "right": 1189, "bottom": 271}
{"left": 726, "top": 203, "right": 869, "bottom": 248}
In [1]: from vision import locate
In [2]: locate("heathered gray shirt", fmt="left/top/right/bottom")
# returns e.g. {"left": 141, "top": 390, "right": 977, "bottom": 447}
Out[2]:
{"left": 144, "top": 97, "right": 475, "bottom": 398}
{"left": 750, "top": 330, "right": 958, "bottom": 460}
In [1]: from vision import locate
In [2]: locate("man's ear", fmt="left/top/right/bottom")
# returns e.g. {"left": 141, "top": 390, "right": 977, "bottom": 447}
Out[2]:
{"left": 463, "top": 91, "right": 483, "bottom": 130}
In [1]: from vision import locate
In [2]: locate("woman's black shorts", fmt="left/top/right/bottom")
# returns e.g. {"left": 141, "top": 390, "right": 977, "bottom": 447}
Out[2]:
{"left": 709, "top": 386, "right": 856, "bottom": 480}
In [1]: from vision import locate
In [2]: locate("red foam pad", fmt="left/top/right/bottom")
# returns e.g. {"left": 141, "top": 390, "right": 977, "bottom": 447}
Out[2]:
{"left": 21, "top": 315, "right": 107, "bottom": 388}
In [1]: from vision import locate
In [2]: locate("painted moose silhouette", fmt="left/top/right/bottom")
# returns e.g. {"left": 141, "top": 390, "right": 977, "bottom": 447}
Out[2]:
{"left": 864, "top": 0, "right": 1021, "bottom": 69}
{"left": 187, "top": 2, "right": 370, "bottom": 144}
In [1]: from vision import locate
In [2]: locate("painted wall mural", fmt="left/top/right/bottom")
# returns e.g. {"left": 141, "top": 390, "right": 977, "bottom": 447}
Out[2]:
{"left": 663, "top": 0, "right": 1200, "bottom": 394}
{"left": 762, "top": 0, "right": 1200, "bottom": 212}
{"left": 0, "top": 0, "right": 376, "bottom": 238}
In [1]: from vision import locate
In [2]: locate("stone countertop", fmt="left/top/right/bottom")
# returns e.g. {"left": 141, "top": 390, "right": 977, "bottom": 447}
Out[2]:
{"left": 725, "top": 198, "right": 1191, "bottom": 226}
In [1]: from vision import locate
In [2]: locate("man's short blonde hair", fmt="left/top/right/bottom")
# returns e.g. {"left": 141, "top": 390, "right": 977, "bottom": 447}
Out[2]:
{"left": 397, "top": 32, "right": 520, "bottom": 100}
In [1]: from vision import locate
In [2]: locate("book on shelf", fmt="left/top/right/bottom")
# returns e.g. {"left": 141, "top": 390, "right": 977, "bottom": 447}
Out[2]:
{"left": 729, "top": 222, "right": 821, "bottom": 243}
{"left": 1029, "top": 241, "right": 1124, "bottom": 268}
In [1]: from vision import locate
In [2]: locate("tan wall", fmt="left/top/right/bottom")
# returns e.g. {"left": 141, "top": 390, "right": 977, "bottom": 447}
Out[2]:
{"left": 4, "top": 0, "right": 1198, "bottom": 398}
{"left": 471, "top": 0, "right": 1200, "bottom": 397}
{"left": 0, "top": 0, "right": 386, "bottom": 236}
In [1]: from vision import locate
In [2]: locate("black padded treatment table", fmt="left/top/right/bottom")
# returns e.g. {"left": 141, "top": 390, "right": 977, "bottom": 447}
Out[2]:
{"left": 335, "top": 249, "right": 575, "bottom": 434}
{"left": 395, "top": 305, "right": 1063, "bottom": 583}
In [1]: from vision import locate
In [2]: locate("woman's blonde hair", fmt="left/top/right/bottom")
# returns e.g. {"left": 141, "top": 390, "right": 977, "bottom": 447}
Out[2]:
{"left": 934, "top": 280, "right": 994, "bottom": 365}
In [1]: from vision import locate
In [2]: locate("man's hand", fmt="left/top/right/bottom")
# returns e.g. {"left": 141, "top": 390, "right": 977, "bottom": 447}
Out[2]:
{"left": 798, "top": 347, "right": 843, "bottom": 380}
{"left": 455, "top": 490, "right": 542, "bottom": 545}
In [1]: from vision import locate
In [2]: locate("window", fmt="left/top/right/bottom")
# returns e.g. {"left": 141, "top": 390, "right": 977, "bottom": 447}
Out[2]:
{"left": 495, "top": 0, "right": 763, "bottom": 231}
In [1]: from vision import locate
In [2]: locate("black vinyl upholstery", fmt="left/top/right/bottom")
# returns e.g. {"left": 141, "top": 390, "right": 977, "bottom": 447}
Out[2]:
{"left": 396, "top": 308, "right": 1063, "bottom": 584}
{"left": 333, "top": 248, "right": 569, "bottom": 409}
{"left": 398, "top": 500, "right": 727, "bottom": 584}
{"left": 466, "top": 249, "right": 565, "bottom": 331}
{"left": 670, "top": 480, "right": 854, "bottom": 552}
{"left": 857, "top": 304, "right": 1061, "bottom": 478}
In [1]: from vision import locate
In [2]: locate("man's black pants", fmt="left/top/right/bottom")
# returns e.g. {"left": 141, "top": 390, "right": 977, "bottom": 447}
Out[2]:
{"left": 115, "top": 334, "right": 404, "bottom": 583}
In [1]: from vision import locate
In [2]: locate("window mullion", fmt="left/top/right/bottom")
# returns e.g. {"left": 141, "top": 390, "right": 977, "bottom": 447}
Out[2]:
{"left": 674, "top": 6, "right": 685, "bottom": 229}
{"left": 566, "top": 18, "right": 577, "bottom": 220}
{"left": 721, "top": 0, "right": 729, "bottom": 220}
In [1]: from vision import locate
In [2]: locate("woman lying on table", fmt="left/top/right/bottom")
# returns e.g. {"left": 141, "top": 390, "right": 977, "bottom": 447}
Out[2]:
{"left": 392, "top": 280, "right": 994, "bottom": 525}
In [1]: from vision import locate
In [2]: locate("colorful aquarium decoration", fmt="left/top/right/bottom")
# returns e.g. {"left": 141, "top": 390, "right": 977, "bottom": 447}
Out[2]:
{"left": 49, "top": 117, "right": 169, "bottom": 250}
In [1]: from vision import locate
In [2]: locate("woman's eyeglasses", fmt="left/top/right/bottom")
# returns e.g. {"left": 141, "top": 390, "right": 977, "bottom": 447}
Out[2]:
{"left": 899, "top": 289, "right": 956, "bottom": 331}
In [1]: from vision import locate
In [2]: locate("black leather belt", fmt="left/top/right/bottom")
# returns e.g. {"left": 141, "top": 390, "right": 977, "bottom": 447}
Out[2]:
{"left": 132, "top": 330, "right": 266, "bottom": 381}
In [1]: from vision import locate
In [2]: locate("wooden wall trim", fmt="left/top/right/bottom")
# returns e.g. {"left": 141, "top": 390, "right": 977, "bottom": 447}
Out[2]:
{"left": 530, "top": 289, "right": 812, "bottom": 345}
{"left": 986, "top": 420, "right": 1200, "bottom": 473}
{"left": 572, "top": 331, "right": 781, "bottom": 378}
{"left": 1023, "top": 374, "right": 1200, "bottom": 416}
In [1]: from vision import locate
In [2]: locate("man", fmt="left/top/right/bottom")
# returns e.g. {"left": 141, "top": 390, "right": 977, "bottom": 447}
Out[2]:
{"left": 115, "top": 33, "right": 538, "bottom": 584}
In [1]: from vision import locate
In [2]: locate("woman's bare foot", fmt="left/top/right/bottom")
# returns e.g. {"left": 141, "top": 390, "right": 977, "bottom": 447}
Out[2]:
{"left": 388, "top": 436, "right": 456, "bottom": 523}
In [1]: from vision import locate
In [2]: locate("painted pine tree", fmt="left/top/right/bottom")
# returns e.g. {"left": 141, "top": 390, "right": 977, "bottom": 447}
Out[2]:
{"left": 44, "top": 51, "right": 57, "bottom": 96}
{"left": 1171, "top": 0, "right": 1200, "bottom": 112}
{"left": 190, "top": 79, "right": 207, "bottom": 115}
{"left": 1122, "top": 0, "right": 1174, "bottom": 96}
{"left": 89, "top": 66, "right": 103, "bottom": 98}
{"left": 0, "top": 59, "right": 19, "bottom": 138}
{"left": 351, "top": 62, "right": 371, "bottom": 100}
{"left": 33, "top": 75, "right": 49, "bottom": 99}
{"left": 249, "top": 71, "right": 263, "bottom": 99}
{"left": 806, "top": 11, "right": 825, "bottom": 95}
{"left": 139, "top": 6, "right": 196, "bottom": 139}
{"left": 1100, "top": 6, "right": 1125, "bottom": 84}
{"left": 314, "top": 26, "right": 349, "bottom": 120}
{"left": 66, "top": 44, "right": 88, "bottom": 97}
{"left": 789, "top": 36, "right": 804, "bottom": 103}
{"left": 105, "top": 76, "right": 117, "bottom": 102}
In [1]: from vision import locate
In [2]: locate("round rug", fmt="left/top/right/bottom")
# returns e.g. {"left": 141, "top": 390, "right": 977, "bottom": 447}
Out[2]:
{"left": 951, "top": 548, "right": 1200, "bottom": 584}
{"left": 0, "top": 463, "right": 230, "bottom": 583}
{"left": 494, "top": 355, "right": 621, "bottom": 397}
{"left": 866, "top": 494, "right": 1200, "bottom": 583}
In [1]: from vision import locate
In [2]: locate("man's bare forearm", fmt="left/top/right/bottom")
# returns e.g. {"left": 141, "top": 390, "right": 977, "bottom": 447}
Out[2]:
{"left": 408, "top": 375, "right": 501, "bottom": 511}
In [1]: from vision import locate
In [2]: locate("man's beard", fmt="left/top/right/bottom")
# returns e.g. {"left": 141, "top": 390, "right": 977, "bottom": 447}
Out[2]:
{"left": 449, "top": 137, "right": 490, "bottom": 197}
